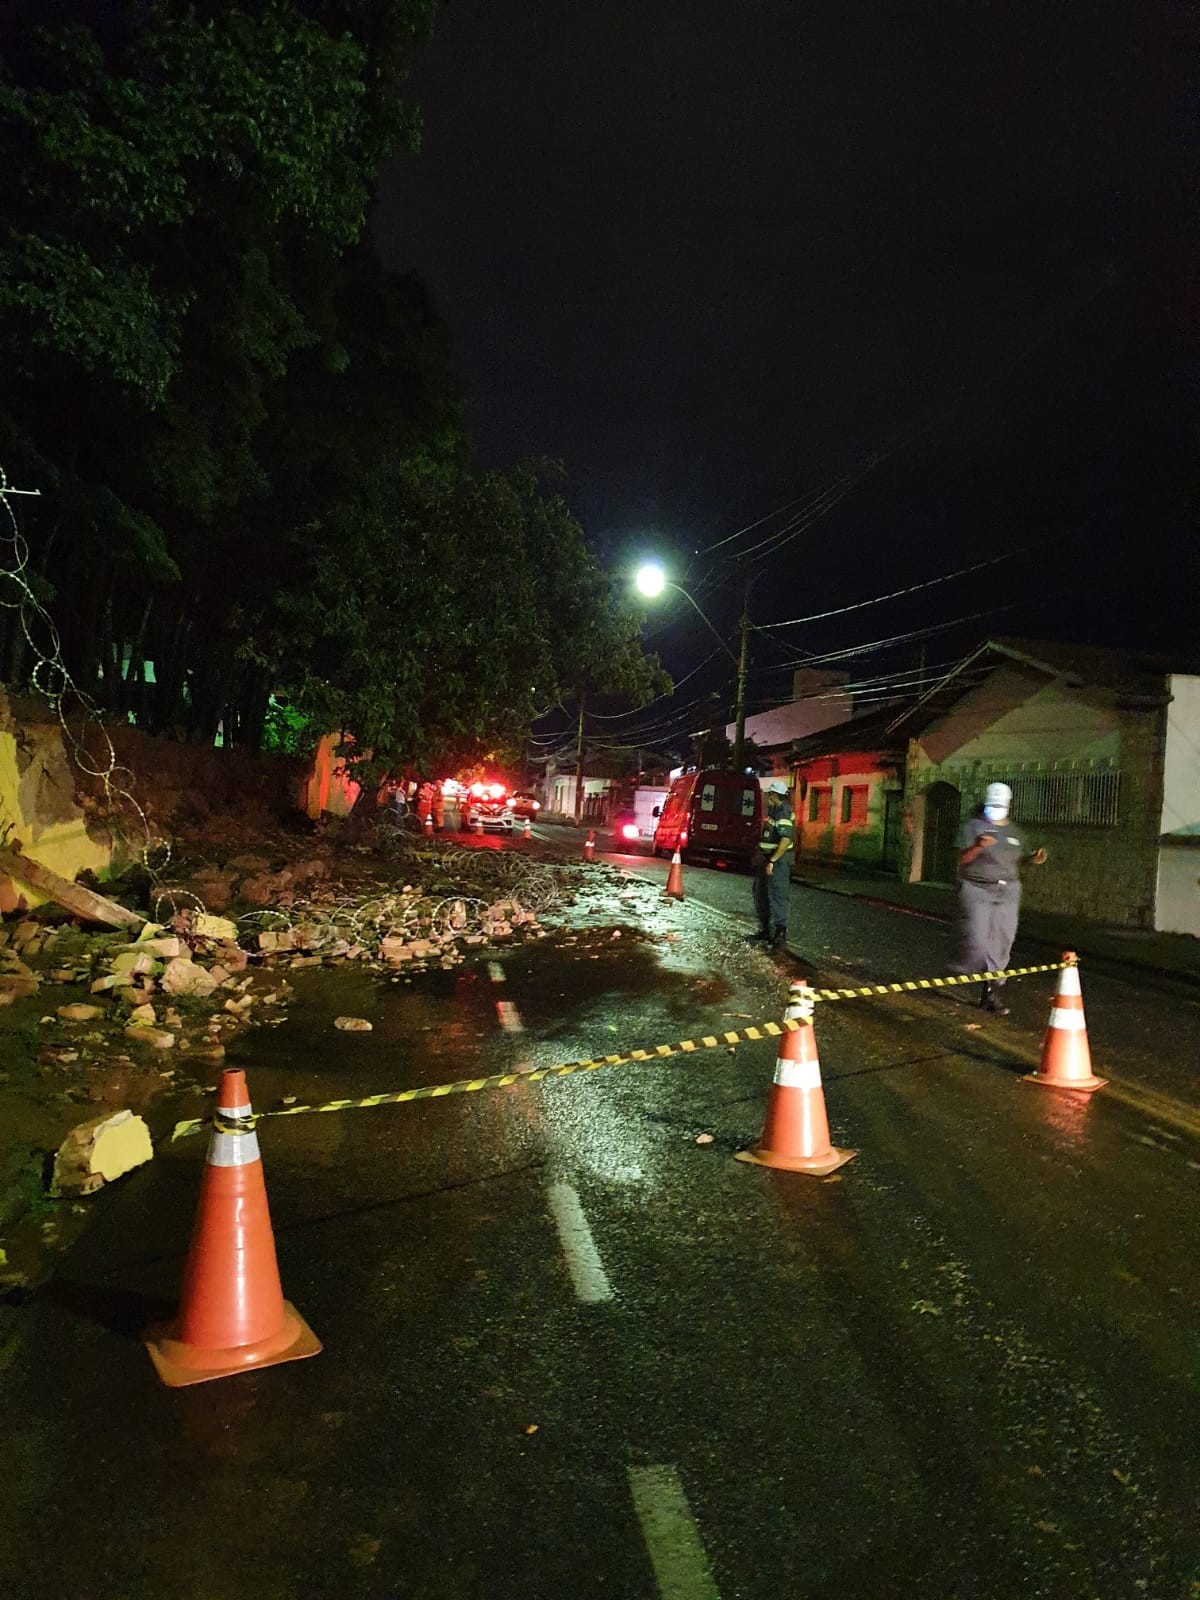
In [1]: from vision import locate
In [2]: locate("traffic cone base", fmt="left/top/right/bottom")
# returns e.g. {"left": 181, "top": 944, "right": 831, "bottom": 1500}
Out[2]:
{"left": 735, "top": 1143, "right": 856, "bottom": 1176}
{"left": 1024, "top": 954, "right": 1106, "bottom": 1093}
{"left": 1024, "top": 1068, "right": 1106, "bottom": 1094}
{"left": 146, "top": 1300, "right": 321, "bottom": 1388}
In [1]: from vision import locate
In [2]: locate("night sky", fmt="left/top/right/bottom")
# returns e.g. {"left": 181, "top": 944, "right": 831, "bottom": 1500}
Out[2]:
{"left": 374, "top": 2, "right": 1193, "bottom": 731}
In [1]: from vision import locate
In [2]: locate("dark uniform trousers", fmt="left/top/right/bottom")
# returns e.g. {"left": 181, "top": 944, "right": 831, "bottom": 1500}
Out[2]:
{"left": 753, "top": 856, "right": 791, "bottom": 938}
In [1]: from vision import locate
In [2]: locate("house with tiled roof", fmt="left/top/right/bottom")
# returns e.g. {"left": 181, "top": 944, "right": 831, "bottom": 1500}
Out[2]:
{"left": 894, "top": 638, "right": 1200, "bottom": 931}
{"left": 789, "top": 638, "right": 1200, "bottom": 934}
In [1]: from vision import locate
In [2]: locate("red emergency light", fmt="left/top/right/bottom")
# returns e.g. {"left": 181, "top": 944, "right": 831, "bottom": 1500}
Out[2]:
{"left": 620, "top": 823, "right": 639, "bottom": 841}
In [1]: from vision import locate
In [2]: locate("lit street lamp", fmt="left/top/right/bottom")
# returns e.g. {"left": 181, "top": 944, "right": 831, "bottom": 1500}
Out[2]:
{"left": 634, "top": 562, "right": 752, "bottom": 768}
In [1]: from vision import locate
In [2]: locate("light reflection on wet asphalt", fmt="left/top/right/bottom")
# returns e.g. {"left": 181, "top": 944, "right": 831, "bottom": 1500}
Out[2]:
{"left": 0, "top": 848, "right": 1197, "bottom": 1600}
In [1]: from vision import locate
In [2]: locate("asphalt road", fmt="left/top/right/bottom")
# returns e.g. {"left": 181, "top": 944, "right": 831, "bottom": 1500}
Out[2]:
{"left": 1, "top": 846, "right": 1197, "bottom": 1600}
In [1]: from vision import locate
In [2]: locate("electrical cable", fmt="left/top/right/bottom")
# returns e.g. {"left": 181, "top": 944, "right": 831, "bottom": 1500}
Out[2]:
{"left": 760, "top": 550, "right": 1027, "bottom": 629}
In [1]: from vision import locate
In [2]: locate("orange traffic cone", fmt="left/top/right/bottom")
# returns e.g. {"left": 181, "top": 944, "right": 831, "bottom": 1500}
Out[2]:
{"left": 736, "top": 981, "right": 856, "bottom": 1175}
{"left": 583, "top": 829, "right": 595, "bottom": 862}
{"left": 145, "top": 1069, "right": 321, "bottom": 1386}
{"left": 662, "top": 848, "right": 684, "bottom": 900}
{"left": 522, "top": 815, "right": 532, "bottom": 840}
{"left": 423, "top": 811, "right": 433, "bottom": 835}
{"left": 1024, "top": 953, "right": 1106, "bottom": 1093}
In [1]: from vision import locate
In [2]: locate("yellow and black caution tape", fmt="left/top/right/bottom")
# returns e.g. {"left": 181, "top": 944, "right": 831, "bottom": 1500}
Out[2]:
{"left": 170, "top": 959, "right": 1066, "bottom": 1142}
{"left": 802, "top": 960, "right": 1065, "bottom": 1003}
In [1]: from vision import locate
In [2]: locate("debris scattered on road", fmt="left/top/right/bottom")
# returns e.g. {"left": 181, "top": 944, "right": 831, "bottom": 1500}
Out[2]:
{"left": 695, "top": 1132, "right": 714, "bottom": 1145}
{"left": 56, "top": 1003, "right": 104, "bottom": 1023}
{"left": 51, "top": 1109, "right": 153, "bottom": 1195}
{"left": 334, "top": 1016, "right": 373, "bottom": 1032}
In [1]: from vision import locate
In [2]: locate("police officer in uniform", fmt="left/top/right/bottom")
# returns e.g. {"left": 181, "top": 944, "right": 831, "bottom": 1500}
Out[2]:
{"left": 750, "top": 781, "right": 795, "bottom": 951}
{"left": 953, "top": 780, "right": 1047, "bottom": 1014}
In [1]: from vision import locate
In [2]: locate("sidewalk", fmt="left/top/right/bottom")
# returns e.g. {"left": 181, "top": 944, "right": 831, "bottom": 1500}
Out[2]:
{"left": 792, "top": 862, "right": 1200, "bottom": 992}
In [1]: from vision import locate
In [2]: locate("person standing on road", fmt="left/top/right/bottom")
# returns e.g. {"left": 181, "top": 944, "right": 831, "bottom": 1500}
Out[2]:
{"left": 415, "top": 779, "right": 435, "bottom": 828}
{"left": 750, "top": 781, "right": 795, "bottom": 951}
{"left": 953, "top": 780, "right": 1048, "bottom": 1014}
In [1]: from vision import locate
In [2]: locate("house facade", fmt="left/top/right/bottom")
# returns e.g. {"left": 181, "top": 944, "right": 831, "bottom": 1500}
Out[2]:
{"left": 1156, "top": 673, "right": 1200, "bottom": 935}
{"left": 896, "top": 640, "right": 1198, "bottom": 932}
{"left": 790, "top": 710, "right": 906, "bottom": 871}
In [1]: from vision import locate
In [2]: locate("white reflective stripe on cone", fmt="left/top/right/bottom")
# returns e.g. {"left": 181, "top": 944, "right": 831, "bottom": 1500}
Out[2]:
{"left": 216, "top": 1105, "right": 252, "bottom": 1120}
{"left": 1048, "top": 1008, "right": 1087, "bottom": 1032}
{"left": 1057, "top": 966, "right": 1082, "bottom": 997}
{"left": 208, "top": 1131, "right": 262, "bottom": 1167}
{"left": 774, "top": 1057, "right": 822, "bottom": 1089}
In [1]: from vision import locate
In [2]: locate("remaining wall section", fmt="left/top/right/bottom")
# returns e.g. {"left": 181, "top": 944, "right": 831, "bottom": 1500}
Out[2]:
{"left": 1156, "top": 674, "right": 1200, "bottom": 936}
{"left": 0, "top": 694, "right": 111, "bottom": 910}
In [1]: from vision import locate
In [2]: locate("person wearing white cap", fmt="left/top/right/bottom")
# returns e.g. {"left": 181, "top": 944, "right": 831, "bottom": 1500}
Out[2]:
{"left": 952, "top": 781, "right": 1048, "bottom": 1014}
{"left": 749, "top": 781, "right": 795, "bottom": 951}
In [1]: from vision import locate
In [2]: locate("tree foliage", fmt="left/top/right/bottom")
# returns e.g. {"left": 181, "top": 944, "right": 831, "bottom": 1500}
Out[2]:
{"left": 0, "top": 0, "right": 664, "bottom": 767}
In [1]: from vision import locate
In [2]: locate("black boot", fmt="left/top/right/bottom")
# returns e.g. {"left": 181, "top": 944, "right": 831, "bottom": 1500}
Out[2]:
{"left": 979, "top": 982, "right": 1009, "bottom": 1017}
{"left": 746, "top": 928, "right": 771, "bottom": 943}
{"left": 771, "top": 926, "right": 789, "bottom": 952}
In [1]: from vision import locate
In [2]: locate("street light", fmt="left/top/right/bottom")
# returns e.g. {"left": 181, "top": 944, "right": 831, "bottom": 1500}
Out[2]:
{"left": 634, "top": 562, "right": 752, "bottom": 768}
{"left": 635, "top": 562, "right": 666, "bottom": 599}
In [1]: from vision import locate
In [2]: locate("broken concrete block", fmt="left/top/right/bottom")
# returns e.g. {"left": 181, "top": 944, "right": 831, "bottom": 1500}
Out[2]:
{"left": 238, "top": 873, "right": 275, "bottom": 907}
{"left": 51, "top": 1109, "right": 153, "bottom": 1196}
{"left": 90, "top": 973, "right": 121, "bottom": 993}
{"left": 334, "top": 1016, "right": 373, "bottom": 1032}
{"left": 160, "top": 956, "right": 218, "bottom": 999}
{"left": 57, "top": 1003, "right": 105, "bottom": 1022}
{"left": 380, "top": 936, "right": 413, "bottom": 962}
{"left": 257, "top": 930, "right": 278, "bottom": 952}
{"left": 128, "top": 1002, "right": 157, "bottom": 1024}
{"left": 124, "top": 1025, "right": 175, "bottom": 1049}
{"left": 110, "top": 949, "right": 160, "bottom": 979}
{"left": 139, "top": 936, "right": 184, "bottom": 960}
{"left": 191, "top": 913, "right": 239, "bottom": 942}
{"left": 0, "top": 972, "right": 39, "bottom": 1005}
{"left": 215, "top": 941, "right": 248, "bottom": 972}
{"left": 228, "top": 853, "right": 271, "bottom": 873}
{"left": 47, "top": 967, "right": 77, "bottom": 983}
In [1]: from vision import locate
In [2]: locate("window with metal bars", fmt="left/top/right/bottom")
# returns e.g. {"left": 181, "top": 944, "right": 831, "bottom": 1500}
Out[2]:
{"left": 840, "top": 785, "right": 870, "bottom": 825}
{"left": 1006, "top": 769, "right": 1122, "bottom": 827}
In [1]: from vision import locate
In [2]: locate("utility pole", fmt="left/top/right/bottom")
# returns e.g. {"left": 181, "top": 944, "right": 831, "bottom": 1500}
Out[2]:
{"left": 573, "top": 689, "right": 587, "bottom": 825}
{"left": 732, "top": 575, "right": 751, "bottom": 770}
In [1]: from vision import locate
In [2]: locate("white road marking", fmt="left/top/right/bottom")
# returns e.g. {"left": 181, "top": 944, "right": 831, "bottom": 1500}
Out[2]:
{"left": 495, "top": 999, "right": 524, "bottom": 1033}
{"left": 627, "top": 1465, "right": 721, "bottom": 1600}
{"left": 487, "top": 962, "right": 506, "bottom": 984}
{"left": 546, "top": 1180, "right": 613, "bottom": 1303}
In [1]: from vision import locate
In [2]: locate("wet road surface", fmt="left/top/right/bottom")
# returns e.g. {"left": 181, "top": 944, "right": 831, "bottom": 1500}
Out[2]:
{"left": 1, "top": 850, "right": 1197, "bottom": 1600}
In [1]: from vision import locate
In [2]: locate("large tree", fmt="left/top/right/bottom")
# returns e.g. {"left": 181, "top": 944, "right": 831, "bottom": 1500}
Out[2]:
{"left": 0, "top": 1, "right": 666, "bottom": 774}
{"left": 0, "top": 0, "right": 438, "bottom": 728}
{"left": 277, "top": 461, "right": 666, "bottom": 786}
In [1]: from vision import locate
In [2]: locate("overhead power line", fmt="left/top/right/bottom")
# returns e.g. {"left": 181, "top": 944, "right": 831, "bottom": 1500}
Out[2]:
{"left": 760, "top": 550, "right": 1026, "bottom": 630}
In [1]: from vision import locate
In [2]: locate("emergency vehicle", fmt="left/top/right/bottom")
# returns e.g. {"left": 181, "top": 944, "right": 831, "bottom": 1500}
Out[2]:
{"left": 651, "top": 768, "right": 763, "bottom": 865}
